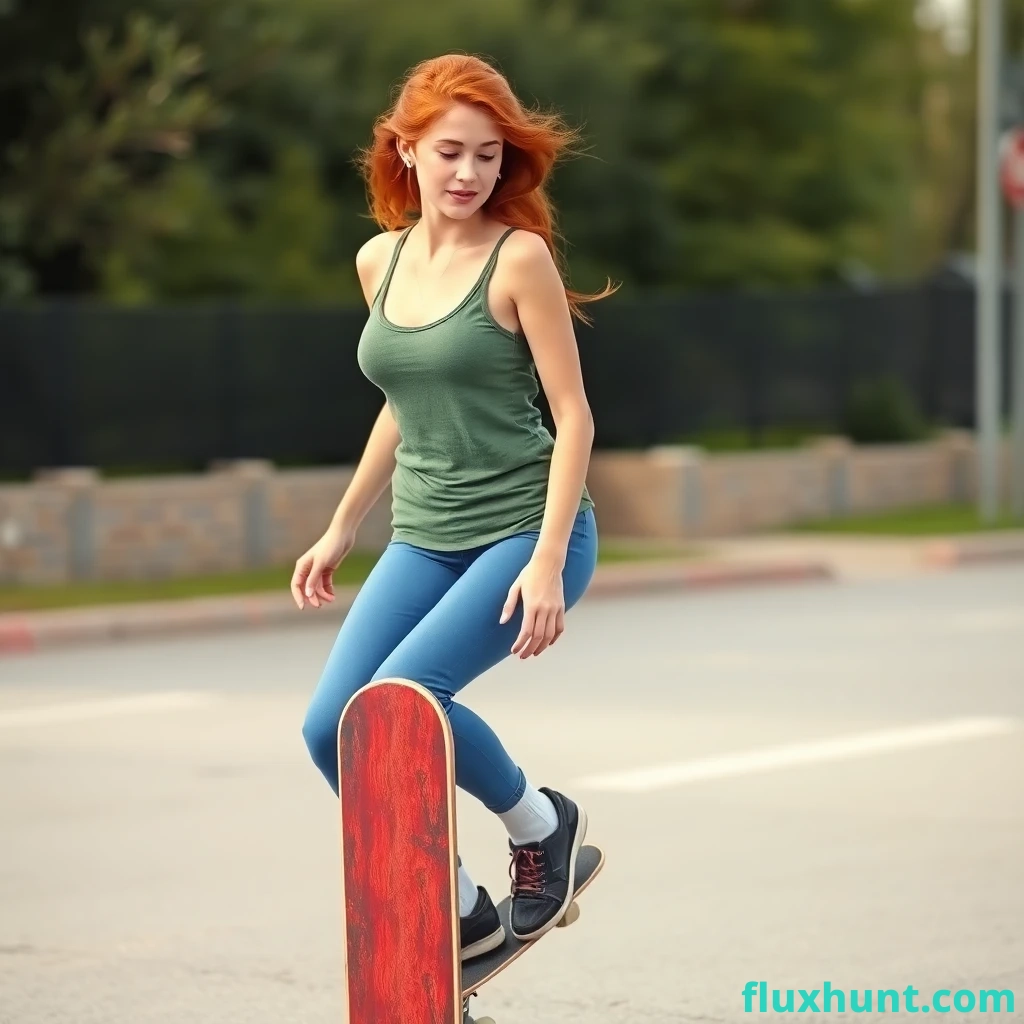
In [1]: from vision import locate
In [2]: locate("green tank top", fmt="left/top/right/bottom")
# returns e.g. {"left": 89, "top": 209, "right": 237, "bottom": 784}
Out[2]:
{"left": 356, "top": 224, "right": 594, "bottom": 550}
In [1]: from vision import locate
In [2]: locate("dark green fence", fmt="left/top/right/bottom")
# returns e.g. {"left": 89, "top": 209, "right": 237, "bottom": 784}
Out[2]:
{"left": 0, "top": 280, "right": 1004, "bottom": 477}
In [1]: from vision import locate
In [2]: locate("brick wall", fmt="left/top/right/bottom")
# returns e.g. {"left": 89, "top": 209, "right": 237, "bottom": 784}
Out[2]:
{"left": 0, "top": 430, "right": 1013, "bottom": 585}
{"left": 584, "top": 430, "right": 1010, "bottom": 541}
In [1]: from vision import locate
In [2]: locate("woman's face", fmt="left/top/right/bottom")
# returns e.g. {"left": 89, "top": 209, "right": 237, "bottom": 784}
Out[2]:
{"left": 401, "top": 103, "right": 504, "bottom": 220}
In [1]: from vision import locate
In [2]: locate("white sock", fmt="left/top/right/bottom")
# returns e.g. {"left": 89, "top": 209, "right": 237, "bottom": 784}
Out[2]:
{"left": 458, "top": 863, "right": 478, "bottom": 917}
{"left": 498, "top": 780, "right": 559, "bottom": 845}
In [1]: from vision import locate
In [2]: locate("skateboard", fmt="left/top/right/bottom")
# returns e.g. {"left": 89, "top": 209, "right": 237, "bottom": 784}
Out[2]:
{"left": 338, "top": 677, "right": 602, "bottom": 1024}
{"left": 338, "top": 678, "right": 460, "bottom": 1024}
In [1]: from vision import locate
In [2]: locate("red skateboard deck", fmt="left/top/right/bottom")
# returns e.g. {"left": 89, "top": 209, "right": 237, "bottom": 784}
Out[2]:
{"left": 338, "top": 678, "right": 461, "bottom": 1024}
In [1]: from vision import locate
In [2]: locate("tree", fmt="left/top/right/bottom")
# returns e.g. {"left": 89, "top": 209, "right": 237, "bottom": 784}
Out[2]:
{"left": 0, "top": 0, "right": 978, "bottom": 300}
{"left": 0, "top": 11, "right": 221, "bottom": 296}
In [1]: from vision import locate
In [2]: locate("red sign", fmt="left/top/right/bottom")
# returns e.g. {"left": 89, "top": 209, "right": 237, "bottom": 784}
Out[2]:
{"left": 1001, "top": 128, "right": 1024, "bottom": 207}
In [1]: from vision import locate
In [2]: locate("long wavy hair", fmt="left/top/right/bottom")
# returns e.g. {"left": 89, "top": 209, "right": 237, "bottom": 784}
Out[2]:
{"left": 354, "top": 53, "right": 618, "bottom": 325}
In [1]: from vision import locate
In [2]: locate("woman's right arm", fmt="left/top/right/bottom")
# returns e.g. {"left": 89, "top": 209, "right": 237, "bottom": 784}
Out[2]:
{"left": 327, "top": 231, "right": 403, "bottom": 535}
{"left": 292, "top": 232, "right": 402, "bottom": 609}
{"left": 329, "top": 401, "right": 400, "bottom": 534}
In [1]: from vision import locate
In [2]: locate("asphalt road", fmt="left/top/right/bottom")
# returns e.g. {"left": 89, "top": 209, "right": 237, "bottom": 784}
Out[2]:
{"left": 1, "top": 564, "right": 1022, "bottom": 1023}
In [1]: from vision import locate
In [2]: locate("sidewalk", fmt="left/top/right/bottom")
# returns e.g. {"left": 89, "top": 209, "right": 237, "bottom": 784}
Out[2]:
{"left": 1, "top": 530, "right": 1022, "bottom": 656}
{"left": 704, "top": 529, "right": 1024, "bottom": 580}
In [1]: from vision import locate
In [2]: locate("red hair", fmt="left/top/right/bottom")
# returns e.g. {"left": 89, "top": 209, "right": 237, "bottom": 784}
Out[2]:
{"left": 354, "top": 53, "right": 618, "bottom": 325}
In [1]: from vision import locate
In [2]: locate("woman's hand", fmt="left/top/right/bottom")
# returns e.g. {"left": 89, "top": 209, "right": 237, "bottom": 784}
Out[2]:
{"left": 291, "top": 524, "right": 357, "bottom": 610}
{"left": 500, "top": 556, "right": 565, "bottom": 658}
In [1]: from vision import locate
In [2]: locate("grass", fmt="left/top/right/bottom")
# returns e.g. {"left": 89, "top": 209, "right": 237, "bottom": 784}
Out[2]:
{"left": 0, "top": 555, "right": 376, "bottom": 614}
{"left": 790, "top": 503, "right": 1024, "bottom": 536}
{"left": 666, "top": 425, "right": 833, "bottom": 452}
{"left": 0, "top": 541, "right": 700, "bottom": 614}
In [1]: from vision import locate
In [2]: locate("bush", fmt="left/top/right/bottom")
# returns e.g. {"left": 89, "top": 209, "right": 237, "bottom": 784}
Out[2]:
{"left": 843, "top": 375, "right": 929, "bottom": 444}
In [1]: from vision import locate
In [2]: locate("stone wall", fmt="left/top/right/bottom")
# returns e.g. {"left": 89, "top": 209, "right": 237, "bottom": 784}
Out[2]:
{"left": 0, "top": 431, "right": 1013, "bottom": 585}
{"left": 592, "top": 431, "right": 991, "bottom": 541}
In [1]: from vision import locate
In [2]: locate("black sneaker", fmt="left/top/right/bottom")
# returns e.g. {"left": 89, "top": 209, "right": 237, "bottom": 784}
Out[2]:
{"left": 459, "top": 886, "right": 505, "bottom": 961}
{"left": 507, "top": 787, "right": 587, "bottom": 941}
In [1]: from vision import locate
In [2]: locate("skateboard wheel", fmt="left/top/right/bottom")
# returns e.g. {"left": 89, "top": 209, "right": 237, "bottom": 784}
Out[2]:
{"left": 557, "top": 901, "right": 580, "bottom": 927}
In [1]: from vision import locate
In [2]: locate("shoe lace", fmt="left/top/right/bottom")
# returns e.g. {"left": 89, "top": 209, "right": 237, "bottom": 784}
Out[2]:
{"left": 509, "top": 846, "right": 545, "bottom": 896}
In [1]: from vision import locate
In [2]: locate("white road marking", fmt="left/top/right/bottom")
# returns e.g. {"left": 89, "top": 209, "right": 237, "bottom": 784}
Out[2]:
{"left": 947, "top": 608, "right": 1024, "bottom": 632}
{"left": 573, "top": 716, "right": 1020, "bottom": 792}
{"left": 0, "top": 692, "right": 218, "bottom": 729}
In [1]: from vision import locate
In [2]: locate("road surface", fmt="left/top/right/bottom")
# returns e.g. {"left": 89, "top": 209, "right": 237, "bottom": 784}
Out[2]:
{"left": 1, "top": 564, "right": 1022, "bottom": 1022}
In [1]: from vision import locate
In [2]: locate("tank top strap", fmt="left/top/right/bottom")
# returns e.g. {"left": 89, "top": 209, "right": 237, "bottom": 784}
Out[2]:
{"left": 372, "top": 225, "right": 415, "bottom": 309}
{"left": 473, "top": 227, "right": 518, "bottom": 295}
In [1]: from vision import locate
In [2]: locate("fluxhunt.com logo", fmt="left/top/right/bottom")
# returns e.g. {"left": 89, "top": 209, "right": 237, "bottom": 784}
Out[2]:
{"left": 742, "top": 981, "right": 1015, "bottom": 1014}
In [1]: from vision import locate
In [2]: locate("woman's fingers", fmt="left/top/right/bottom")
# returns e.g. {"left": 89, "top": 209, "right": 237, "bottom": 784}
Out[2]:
{"left": 518, "top": 606, "right": 560, "bottom": 658}
{"left": 314, "top": 568, "right": 335, "bottom": 603}
{"left": 291, "top": 559, "right": 310, "bottom": 609}
{"left": 531, "top": 608, "right": 560, "bottom": 656}
{"left": 512, "top": 606, "right": 535, "bottom": 655}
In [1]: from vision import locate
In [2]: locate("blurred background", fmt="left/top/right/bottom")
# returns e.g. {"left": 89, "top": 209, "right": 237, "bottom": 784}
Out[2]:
{"left": 0, "top": 4, "right": 1022, "bottom": 1023}
{"left": 2, "top": 0, "right": 1023, "bottom": 599}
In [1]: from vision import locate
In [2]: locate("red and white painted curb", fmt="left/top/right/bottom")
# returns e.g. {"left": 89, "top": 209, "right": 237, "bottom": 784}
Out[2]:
{"left": 0, "top": 558, "right": 833, "bottom": 656}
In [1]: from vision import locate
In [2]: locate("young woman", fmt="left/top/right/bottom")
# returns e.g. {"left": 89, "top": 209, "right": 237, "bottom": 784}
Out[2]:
{"left": 293, "top": 53, "right": 617, "bottom": 961}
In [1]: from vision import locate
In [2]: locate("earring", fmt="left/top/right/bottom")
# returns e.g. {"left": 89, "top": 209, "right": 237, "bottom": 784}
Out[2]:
{"left": 497, "top": 172, "right": 502, "bottom": 179}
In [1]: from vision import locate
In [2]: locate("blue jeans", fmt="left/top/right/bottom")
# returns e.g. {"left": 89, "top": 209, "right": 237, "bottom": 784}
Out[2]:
{"left": 302, "top": 507, "right": 598, "bottom": 812}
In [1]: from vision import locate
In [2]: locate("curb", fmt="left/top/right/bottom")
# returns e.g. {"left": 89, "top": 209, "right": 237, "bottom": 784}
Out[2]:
{"left": 919, "top": 533, "right": 1024, "bottom": 568}
{"left": 0, "top": 558, "right": 833, "bottom": 657}
{"left": 584, "top": 558, "right": 833, "bottom": 595}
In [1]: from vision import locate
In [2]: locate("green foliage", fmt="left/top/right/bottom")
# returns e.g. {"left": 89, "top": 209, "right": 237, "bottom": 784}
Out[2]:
{"left": 0, "top": 0, "right": 973, "bottom": 302}
{"left": 842, "top": 374, "right": 930, "bottom": 444}
{"left": 1, "top": 10, "right": 221, "bottom": 295}
{"left": 601, "top": 0, "right": 940, "bottom": 288}
{"left": 102, "top": 145, "right": 354, "bottom": 301}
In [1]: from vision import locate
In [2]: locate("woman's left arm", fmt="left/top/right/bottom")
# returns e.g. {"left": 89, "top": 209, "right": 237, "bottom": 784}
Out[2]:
{"left": 498, "top": 231, "right": 596, "bottom": 657}
{"left": 511, "top": 230, "right": 594, "bottom": 567}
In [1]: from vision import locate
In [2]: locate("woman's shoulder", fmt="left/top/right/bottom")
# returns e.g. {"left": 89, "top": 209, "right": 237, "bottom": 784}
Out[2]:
{"left": 492, "top": 226, "right": 559, "bottom": 301}
{"left": 355, "top": 228, "right": 406, "bottom": 273}
{"left": 355, "top": 229, "right": 406, "bottom": 307}
{"left": 491, "top": 225, "right": 554, "bottom": 276}
{"left": 494, "top": 223, "right": 543, "bottom": 251}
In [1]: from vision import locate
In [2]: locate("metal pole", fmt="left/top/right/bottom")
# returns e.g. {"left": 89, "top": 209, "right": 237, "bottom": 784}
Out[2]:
{"left": 977, "top": 0, "right": 1003, "bottom": 522}
{"left": 1014, "top": 21, "right": 1024, "bottom": 520}
{"left": 1015, "top": 206, "right": 1024, "bottom": 516}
